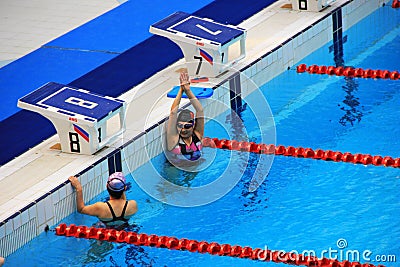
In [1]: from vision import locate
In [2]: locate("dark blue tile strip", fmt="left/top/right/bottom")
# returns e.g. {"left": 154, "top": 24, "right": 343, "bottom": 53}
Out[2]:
{"left": 229, "top": 73, "right": 242, "bottom": 112}
{"left": 108, "top": 155, "right": 116, "bottom": 174}
{"left": 332, "top": 8, "right": 344, "bottom": 66}
{"left": 108, "top": 150, "right": 122, "bottom": 175}
{"left": 115, "top": 150, "right": 122, "bottom": 173}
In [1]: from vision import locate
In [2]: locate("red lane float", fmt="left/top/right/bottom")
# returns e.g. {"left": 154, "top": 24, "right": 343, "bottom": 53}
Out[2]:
{"left": 393, "top": 0, "right": 400, "bottom": 8}
{"left": 202, "top": 137, "right": 400, "bottom": 168}
{"left": 55, "top": 224, "right": 386, "bottom": 267}
{"left": 296, "top": 64, "right": 399, "bottom": 80}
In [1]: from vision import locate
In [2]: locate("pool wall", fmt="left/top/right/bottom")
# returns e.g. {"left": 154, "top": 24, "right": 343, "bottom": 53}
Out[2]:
{"left": 0, "top": 0, "right": 390, "bottom": 257}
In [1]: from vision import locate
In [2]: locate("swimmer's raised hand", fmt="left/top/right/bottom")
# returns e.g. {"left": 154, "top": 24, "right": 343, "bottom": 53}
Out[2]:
{"left": 179, "top": 72, "right": 191, "bottom": 91}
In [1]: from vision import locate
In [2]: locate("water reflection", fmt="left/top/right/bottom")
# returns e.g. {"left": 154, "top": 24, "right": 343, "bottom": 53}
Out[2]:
{"left": 338, "top": 76, "right": 363, "bottom": 126}
{"left": 80, "top": 223, "right": 156, "bottom": 266}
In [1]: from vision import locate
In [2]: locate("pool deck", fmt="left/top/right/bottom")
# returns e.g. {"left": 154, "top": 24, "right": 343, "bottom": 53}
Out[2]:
{"left": 0, "top": 0, "right": 120, "bottom": 68}
{"left": 0, "top": 0, "right": 372, "bottom": 228}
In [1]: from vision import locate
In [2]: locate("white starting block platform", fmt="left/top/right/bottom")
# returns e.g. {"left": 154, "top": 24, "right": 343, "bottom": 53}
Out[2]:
{"left": 18, "top": 82, "right": 126, "bottom": 155}
{"left": 150, "top": 11, "right": 246, "bottom": 78}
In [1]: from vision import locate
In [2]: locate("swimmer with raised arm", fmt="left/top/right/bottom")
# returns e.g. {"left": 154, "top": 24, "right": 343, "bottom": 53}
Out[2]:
{"left": 166, "top": 71, "right": 204, "bottom": 162}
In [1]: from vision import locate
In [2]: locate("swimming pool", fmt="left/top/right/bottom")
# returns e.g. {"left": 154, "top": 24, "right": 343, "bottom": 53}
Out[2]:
{"left": 5, "top": 2, "right": 400, "bottom": 267}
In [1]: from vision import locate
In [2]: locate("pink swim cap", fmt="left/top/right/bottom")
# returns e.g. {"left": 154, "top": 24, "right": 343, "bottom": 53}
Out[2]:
{"left": 107, "top": 172, "right": 126, "bottom": 192}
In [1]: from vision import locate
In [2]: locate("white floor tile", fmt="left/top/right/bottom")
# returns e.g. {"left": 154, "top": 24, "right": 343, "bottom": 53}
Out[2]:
{"left": 0, "top": 0, "right": 119, "bottom": 65}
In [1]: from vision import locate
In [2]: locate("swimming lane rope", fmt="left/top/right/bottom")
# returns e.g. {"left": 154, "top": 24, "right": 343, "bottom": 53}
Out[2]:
{"left": 296, "top": 63, "right": 400, "bottom": 80}
{"left": 55, "top": 223, "right": 385, "bottom": 267}
{"left": 202, "top": 137, "right": 400, "bottom": 168}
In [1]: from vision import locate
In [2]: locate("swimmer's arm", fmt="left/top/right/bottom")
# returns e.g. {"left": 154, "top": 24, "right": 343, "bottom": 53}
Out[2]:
{"left": 183, "top": 85, "right": 204, "bottom": 115}
{"left": 181, "top": 75, "right": 204, "bottom": 139}
{"left": 69, "top": 176, "right": 103, "bottom": 217}
{"left": 194, "top": 114, "right": 204, "bottom": 140}
{"left": 129, "top": 200, "right": 139, "bottom": 215}
{"left": 170, "top": 85, "right": 184, "bottom": 115}
{"left": 167, "top": 83, "right": 184, "bottom": 150}
{"left": 78, "top": 202, "right": 104, "bottom": 217}
{"left": 187, "top": 86, "right": 204, "bottom": 138}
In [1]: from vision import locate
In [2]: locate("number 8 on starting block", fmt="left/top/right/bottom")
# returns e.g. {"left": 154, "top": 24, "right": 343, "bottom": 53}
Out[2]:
{"left": 18, "top": 82, "right": 126, "bottom": 155}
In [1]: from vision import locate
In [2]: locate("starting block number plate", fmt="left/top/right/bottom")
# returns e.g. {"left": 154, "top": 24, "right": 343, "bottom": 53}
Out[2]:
{"left": 41, "top": 87, "right": 122, "bottom": 121}
{"left": 170, "top": 16, "right": 243, "bottom": 45}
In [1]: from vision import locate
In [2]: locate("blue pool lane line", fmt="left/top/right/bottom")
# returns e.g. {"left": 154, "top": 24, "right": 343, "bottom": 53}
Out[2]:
{"left": 0, "top": 0, "right": 277, "bottom": 165}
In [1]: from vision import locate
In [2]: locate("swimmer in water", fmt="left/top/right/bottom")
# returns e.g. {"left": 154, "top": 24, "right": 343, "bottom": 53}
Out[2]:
{"left": 69, "top": 172, "right": 138, "bottom": 228}
{"left": 166, "top": 71, "right": 204, "bottom": 163}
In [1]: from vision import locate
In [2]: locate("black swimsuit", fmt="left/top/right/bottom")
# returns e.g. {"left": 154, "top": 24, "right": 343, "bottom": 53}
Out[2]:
{"left": 100, "top": 201, "right": 130, "bottom": 224}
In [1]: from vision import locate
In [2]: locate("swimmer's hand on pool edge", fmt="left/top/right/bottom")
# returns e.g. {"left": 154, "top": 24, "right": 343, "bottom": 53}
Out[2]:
{"left": 69, "top": 176, "right": 82, "bottom": 191}
{"left": 69, "top": 176, "right": 87, "bottom": 214}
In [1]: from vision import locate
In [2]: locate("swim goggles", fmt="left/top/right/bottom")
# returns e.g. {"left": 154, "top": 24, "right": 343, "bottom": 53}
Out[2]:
{"left": 177, "top": 120, "right": 194, "bottom": 129}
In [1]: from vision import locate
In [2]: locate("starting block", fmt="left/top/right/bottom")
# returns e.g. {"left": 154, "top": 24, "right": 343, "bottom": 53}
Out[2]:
{"left": 150, "top": 11, "right": 246, "bottom": 78}
{"left": 18, "top": 82, "right": 126, "bottom": 155}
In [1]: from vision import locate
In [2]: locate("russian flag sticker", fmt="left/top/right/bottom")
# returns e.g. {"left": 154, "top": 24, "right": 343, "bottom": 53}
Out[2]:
{"left": 73, "top": 124, "right": 89, "bottom": 142}
{"left": 199, "top": 49, "right": 213, "bottom": 65}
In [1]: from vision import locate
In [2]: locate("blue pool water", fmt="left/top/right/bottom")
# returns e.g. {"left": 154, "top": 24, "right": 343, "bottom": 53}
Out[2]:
{"left": 6, "top": 4, "right": 400, "bottom": 267}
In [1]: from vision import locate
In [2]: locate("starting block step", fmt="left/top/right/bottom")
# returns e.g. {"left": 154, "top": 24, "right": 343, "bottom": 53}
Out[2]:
{"left": 150, "top": 11, "right": 246, "bottom": 78}
{"left": 167, "top": 86, "right": 214, "bottom": 99}
{"left": 18, "top": 82, "right": 126, "bottom": 155}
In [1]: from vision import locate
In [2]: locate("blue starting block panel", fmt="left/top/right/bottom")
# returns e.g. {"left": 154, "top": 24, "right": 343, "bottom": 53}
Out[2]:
{"left": 167, "top": 86, "right": 214, "bottom": 99}
{"left": 18, "top": 82, "right": 126, "bottom": 155}
{"left": 152, "top": 12, "right": 244, "bottom": 46}
{"left": 19, "top": 82, "right": 124, "bottom": 123}
{"left": 150, "top": 12, "right": 246, "bottom": 78}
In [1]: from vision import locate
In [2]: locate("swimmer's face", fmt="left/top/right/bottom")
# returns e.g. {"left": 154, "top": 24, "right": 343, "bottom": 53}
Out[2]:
{"left": 177, "top": 120, "right": 194, "bottom": 137}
